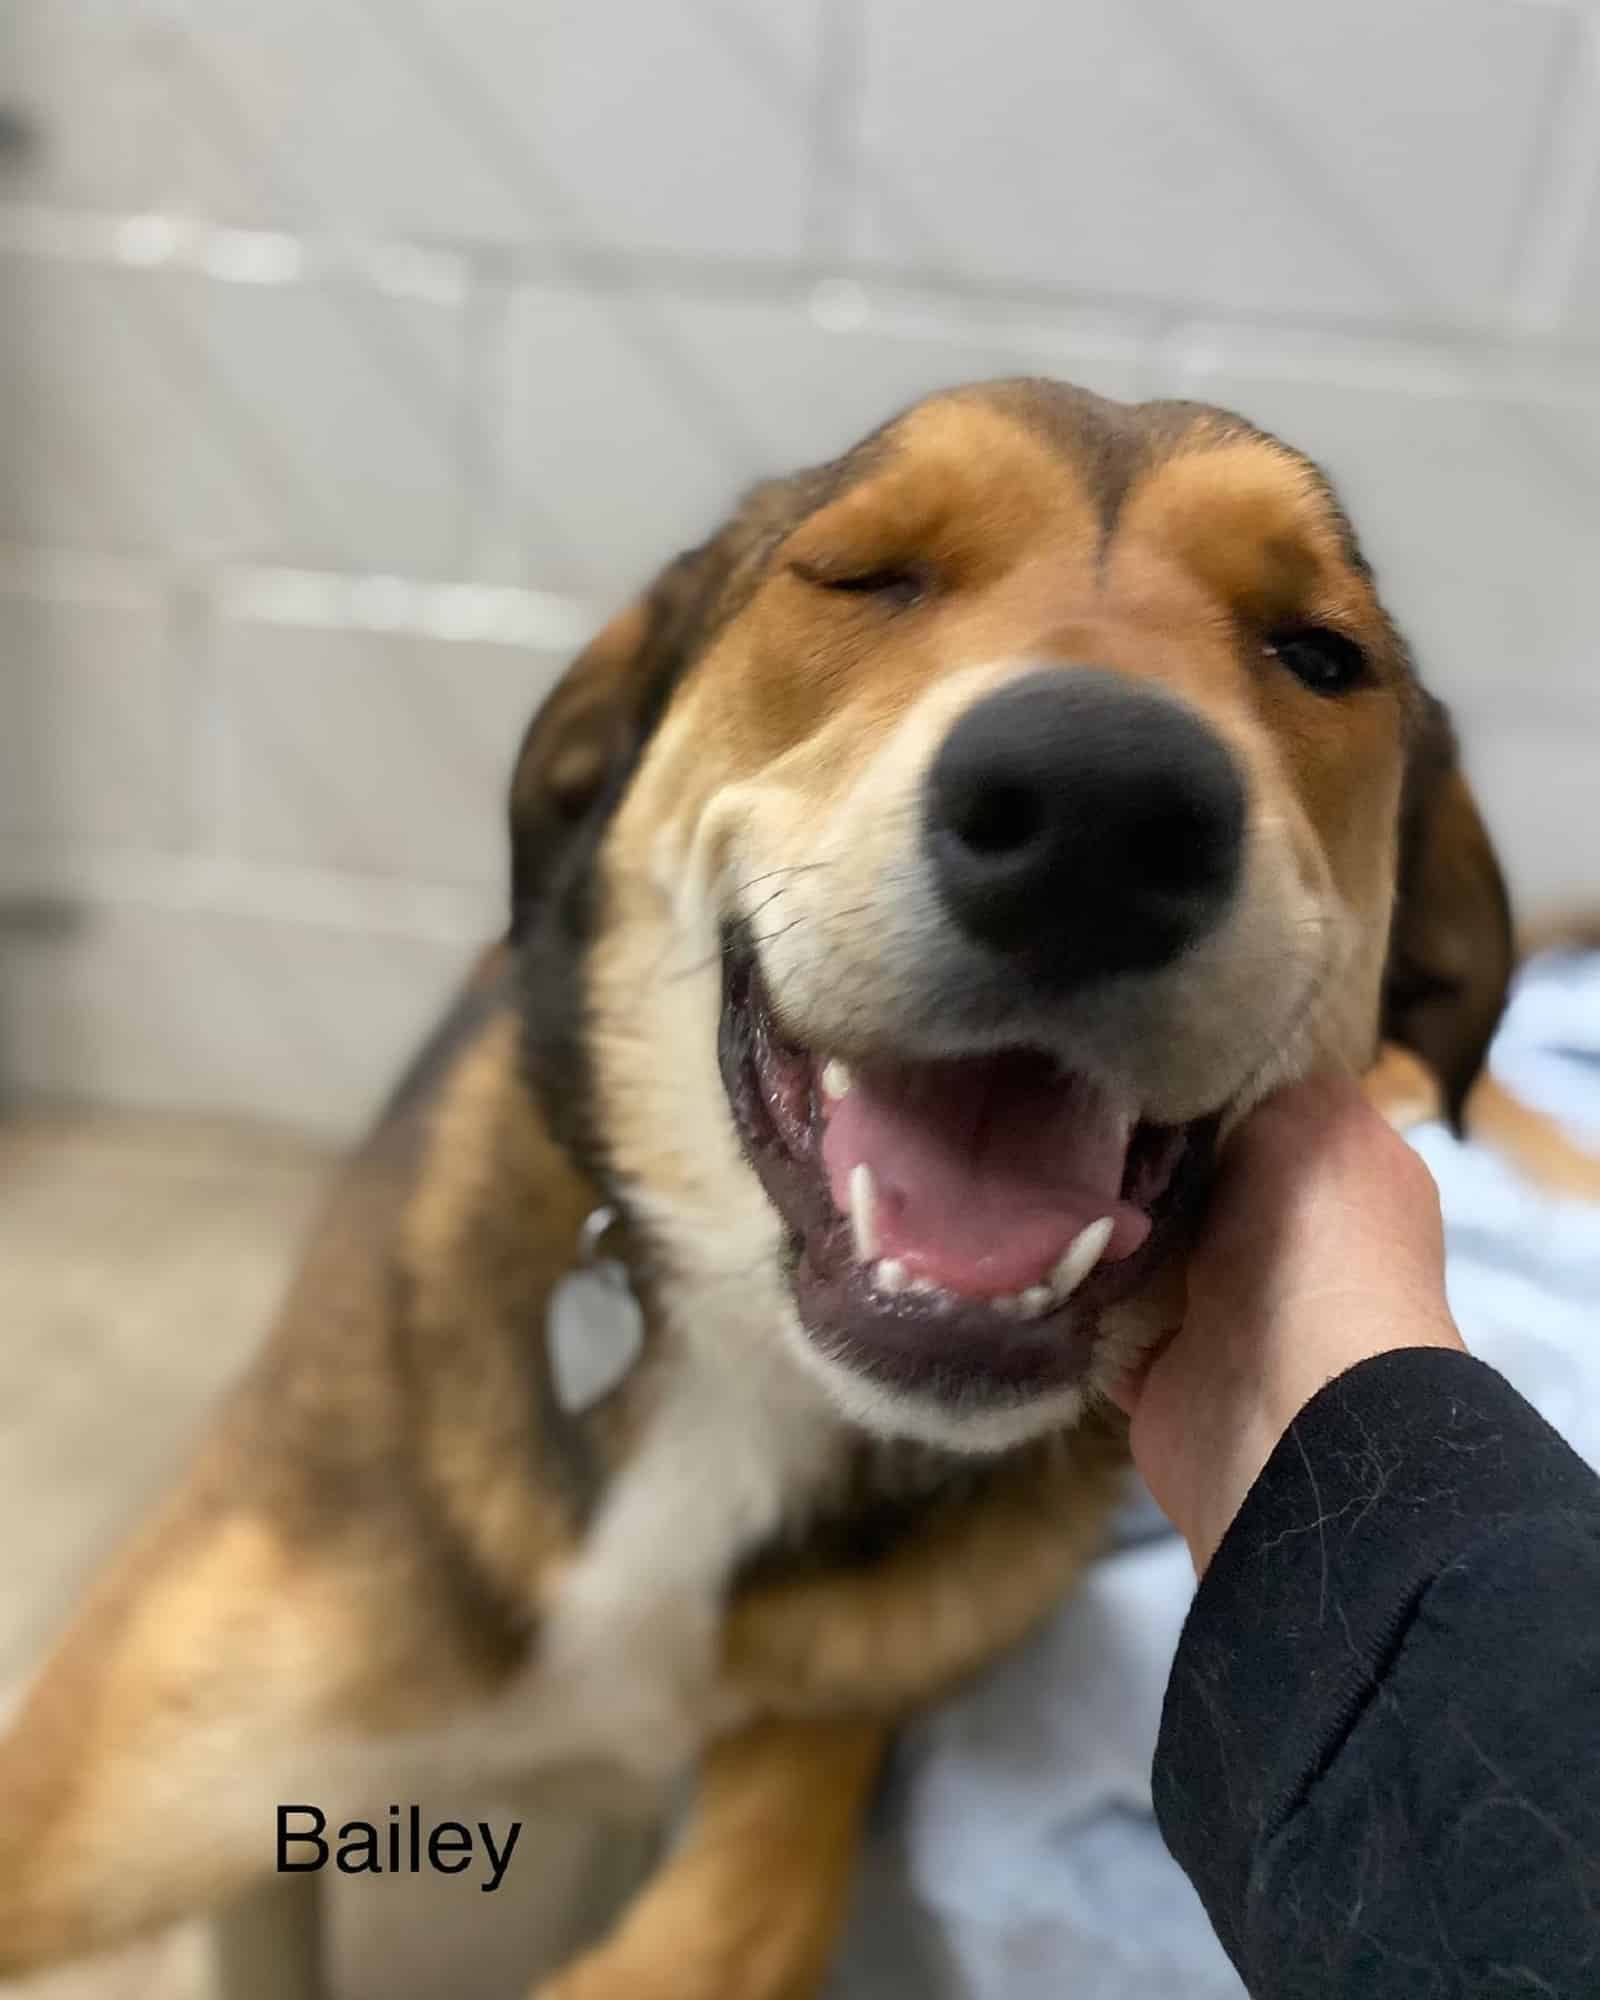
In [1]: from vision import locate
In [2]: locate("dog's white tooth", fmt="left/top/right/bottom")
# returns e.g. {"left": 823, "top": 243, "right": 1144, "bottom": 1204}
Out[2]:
{"left": 821, "top": 1058, "right": 854, "bottom": 1101}
{"left": 992, "top": 1293, "right": 1022, "bottom": 1317}
{"left": 875, "top": 1258, "right": 909, "bottom": 1295}
{"left": 1019, "top": 1285, "right": 1053, "bottom": 1319}
{"left": 1049, "top": 1216, "right": 1115, "bottom": 1301}
{"left": 907, "top": 1275, "right": 937, "bottom": 1295}
{"left": 848, "top": 1163, "right": 881, "bottom": 1263}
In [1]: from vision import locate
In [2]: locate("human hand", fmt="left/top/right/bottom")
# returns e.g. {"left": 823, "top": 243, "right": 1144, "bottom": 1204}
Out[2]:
{"left": 1114, "top": 1073, "right": 1465, "bottom": 1573}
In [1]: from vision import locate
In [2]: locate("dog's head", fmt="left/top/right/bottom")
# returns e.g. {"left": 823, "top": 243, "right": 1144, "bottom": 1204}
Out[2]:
{"left": 510, "top": 381, "right": 1511, "bottom": 1452}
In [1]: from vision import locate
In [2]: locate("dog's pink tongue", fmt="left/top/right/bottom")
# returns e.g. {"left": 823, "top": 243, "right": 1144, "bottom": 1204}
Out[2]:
{"left": 820, "top": 1054, "right": 1149, "bottom": 1297}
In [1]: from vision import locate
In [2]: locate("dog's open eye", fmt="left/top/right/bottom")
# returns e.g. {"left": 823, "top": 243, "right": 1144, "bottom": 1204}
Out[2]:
{"left": 789, "top": 560, "right": 929, "bottom": 610}
{"left": 1265, "top": 625, "right": 1369, "bottom": 696}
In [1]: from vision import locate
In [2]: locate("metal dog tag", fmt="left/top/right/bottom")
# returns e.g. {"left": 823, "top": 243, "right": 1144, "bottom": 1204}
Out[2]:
{"left": 547, "top": 1209, "right": 645, "bottom": 1415}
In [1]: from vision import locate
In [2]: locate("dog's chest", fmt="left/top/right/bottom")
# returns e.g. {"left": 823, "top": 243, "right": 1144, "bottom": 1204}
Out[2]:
{"left": 449, "top": 1346, "right": 844, "bottom": 1789}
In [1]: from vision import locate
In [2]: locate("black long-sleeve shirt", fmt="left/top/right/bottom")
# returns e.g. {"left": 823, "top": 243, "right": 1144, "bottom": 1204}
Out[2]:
{"left": 1155, "top": 1348, "right": 1600, "bottom": 1998}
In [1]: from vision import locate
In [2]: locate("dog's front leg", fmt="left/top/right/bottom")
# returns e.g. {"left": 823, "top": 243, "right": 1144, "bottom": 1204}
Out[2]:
{"left": 0, "top": 1442, "right": 529, "bottom": 1976}
{"left": 535, "top": 1715, "right": 886, "bottom": 2000}
{"left": 723, "top": 1432, "right": 1124, "bottom": 1720}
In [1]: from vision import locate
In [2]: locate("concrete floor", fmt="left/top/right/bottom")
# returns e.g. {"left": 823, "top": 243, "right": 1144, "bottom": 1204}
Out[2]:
{"left": 0, "top": 1110, "right": 650, "bottom": 2000}
{"left": 0, "top": 1110, "right": 332, "bottom": 2000}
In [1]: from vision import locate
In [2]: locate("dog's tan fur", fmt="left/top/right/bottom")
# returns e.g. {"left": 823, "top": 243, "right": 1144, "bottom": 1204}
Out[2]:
{"left": 0, "top": 380, "right": 1536, "bottom": 1996}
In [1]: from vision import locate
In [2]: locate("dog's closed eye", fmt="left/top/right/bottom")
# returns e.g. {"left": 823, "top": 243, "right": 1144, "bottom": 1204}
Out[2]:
{"left": 789, "top": 558, "right": 930, "bottom": 611}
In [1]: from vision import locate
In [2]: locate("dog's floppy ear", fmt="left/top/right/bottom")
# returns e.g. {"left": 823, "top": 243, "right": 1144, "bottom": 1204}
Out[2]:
{"left": 506, "top": 475, "right": 819, "bottom": 1164}
{"left": 507, "top": 542, "right": 730, "bottom": 932}
{"left": 1382, "top": 695, "right": 1514, "bottom": 1131}
{"left": 507, "top": 467, "right": 820, "bottom": 931}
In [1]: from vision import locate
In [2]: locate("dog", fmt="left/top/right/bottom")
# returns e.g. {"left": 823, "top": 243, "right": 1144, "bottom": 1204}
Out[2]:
{"left": 0, "top": 379, "right": 1519, "bottom": 1998}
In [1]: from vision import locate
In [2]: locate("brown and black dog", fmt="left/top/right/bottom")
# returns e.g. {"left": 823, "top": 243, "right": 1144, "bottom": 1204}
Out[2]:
{"left": 0, "top": 380, "right": 1517, "bottom": 1997}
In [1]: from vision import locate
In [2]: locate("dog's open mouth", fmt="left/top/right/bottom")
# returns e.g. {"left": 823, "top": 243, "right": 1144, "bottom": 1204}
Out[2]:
{"left": 718, "top": 937, "right": 1219, "bottom": 1402}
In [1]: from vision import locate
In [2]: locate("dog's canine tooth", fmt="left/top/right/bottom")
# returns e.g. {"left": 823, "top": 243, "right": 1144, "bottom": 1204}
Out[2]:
{"left": 875, "top": 1258, "right": 909, "bottom": 1295}
{"left": 848, "top": 1163, "right": 881, "bottom": 1262}
{"left": 1048, "top": 1216, "right": 1114, "bottom": 1301}
{"left": 821, "top": 1058, "right": 854, "bottom": 1101}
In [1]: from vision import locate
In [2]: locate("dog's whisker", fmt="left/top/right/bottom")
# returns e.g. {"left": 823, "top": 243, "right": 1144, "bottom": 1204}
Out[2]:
{"left": 657, "top": 869, "right": 845, "bottom": 984}
{"left": 741, "top": 882, "right": 796, "bottom": 928}
{"left": 745, "top": 902, "right": 878, "bottom": 954}
{"left": 664, "top": 949, "right": 723, "bottom": 983}
{"left": 731, "top": 862, "right": 832, "bottom": 895}
{"left": 744, "top": 915, "right": 811, "bottom": 953}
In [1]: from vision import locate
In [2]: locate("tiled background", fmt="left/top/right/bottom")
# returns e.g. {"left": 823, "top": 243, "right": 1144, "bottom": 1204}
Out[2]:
{"left": 2, "top": 0, "right": 1598, "bottom": 1137}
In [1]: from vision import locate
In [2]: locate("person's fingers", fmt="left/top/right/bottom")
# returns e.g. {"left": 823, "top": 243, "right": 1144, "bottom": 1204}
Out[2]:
{"left": 1103, "top": 1328, "right": 1174, "bottom": 1417}
{"left": 1122, "top": 1068, "right": 1463, "bottom": 1570}
{"left": 1188, "top": 1073, "right": 1448, "bottom": 1316}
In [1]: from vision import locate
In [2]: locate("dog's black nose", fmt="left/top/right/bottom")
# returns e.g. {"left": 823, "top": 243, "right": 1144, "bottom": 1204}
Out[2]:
{"left": 925, "top": 668, "right": 1246, "bottom": 986}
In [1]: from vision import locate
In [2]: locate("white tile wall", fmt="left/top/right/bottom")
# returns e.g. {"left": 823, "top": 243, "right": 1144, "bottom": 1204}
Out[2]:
{"left": 503, "top": 285, "right": 1148, "bottom": 598}
{"left": 0, "top": 899, "right": 475, "bottom": 1135}
{"left": 503, "top": 283, "right": 766, "bottom": 599}
{"left": 645, "top": 290, "right": 1149, "bottom": 467}
{"left": 169, "top": 0, "right": 820, "bottom": 258}
{"left": 222, "top": 621, "right": 563, "bottom": 885}
{"left": 1156, "top": 332, "right": 1600, "bottom": 712}
{"left": 1571, "top": 203, "right": 1600, "bottom": 334}
{"left": 1, "top": 256, "right": 471, "bottom": 571}
{"left": 0, "top": 585, "right": 182, "bottom": 847}
{"left": 853, "top": 0, "right": 1571, "bottom": 326}
{"left": 5, "top": 0, "right": 176, "bottom": 211}
{"left": 1462, "top": 716, "right": 1600, "bottom": 912}
{"left": 1165, "top": 0, "right": 1577, "bottom": 329}
{"left": 1, "top": 0, "right": 1597, "bottom": 1134}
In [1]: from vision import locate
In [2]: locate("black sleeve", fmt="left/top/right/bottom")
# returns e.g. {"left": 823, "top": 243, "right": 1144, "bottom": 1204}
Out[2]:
{"left": 1154, "top": 1347, "right": 1600, "bottom": 1998}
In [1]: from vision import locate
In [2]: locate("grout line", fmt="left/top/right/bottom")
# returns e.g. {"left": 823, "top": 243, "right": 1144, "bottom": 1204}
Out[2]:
{"left": 459, "top": 270, "right": 514, "bottom": 583}
{"left": 0, "top": 202, "right": 469, "bottom": 306}
{"left": 170, "top": 568, "right": 223, "bottom": 859}
{"left": 214, "top": 566, "right": 599, "bottom": 650}
{"left": 367, "top": 0, "right": 769, "bottom": 479}
{"left": 7, "top": 199, "right": 1600, "bottom": 370}
{"left": 0, "top": 843, "right": 501, "bottom": 945}
{"left": 1507, "top": 9, "right": 1600, "bottom": 333}
{"left": 807, "top": 0, "right": 865, "bottom": 264}
{"left": 0, "top": 548, "right": 601, "bottom": 648}
{"left": 0, "top": 547, "right": 169, "bottom": 609}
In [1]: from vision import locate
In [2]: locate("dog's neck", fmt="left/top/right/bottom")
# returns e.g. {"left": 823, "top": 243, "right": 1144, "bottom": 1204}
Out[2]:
{"left": 576, "top": 1212, "right": 1039, "bottom": 1588}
